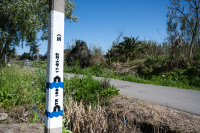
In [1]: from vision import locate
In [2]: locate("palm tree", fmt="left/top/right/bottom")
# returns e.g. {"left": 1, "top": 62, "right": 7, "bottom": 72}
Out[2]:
{"left": 113, "top": 35, "right": 142, "bottom": 63}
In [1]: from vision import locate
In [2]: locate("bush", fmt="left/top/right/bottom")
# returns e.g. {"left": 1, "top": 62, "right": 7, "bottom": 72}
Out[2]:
{"left": 193, "top": 53, "right": 200, "bottom": 61}
{"left": 63, "top": 74, "right": 119, "bottom": 109}
{"left": 0, "top": 62, "right": 7, "bottom": 68}
{"left": 65, "top": 40, "right": 92, "bottom": 68}
{"left": 90, "top": 64, "right": 104, "bottom": 77}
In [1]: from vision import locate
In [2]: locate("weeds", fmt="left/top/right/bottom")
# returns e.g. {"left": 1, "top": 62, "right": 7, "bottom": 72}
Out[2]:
{"left": 0, "top": 63, "right": 121, "bottom": 132}
{"left": 29, "top": 110, "right": 40, "bottom": 123}
{"left": 27, "top": 55, "right": 200, "bottom": 92}
{"left": 62, "top": 118, "right": 72, "bottom": 133}
{"left": 1, "top": 37, "right": 200, "bottom": 132}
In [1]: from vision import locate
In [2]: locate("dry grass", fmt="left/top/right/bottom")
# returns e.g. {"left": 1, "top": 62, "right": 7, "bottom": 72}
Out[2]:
{"left": 89, "top": 54, "right": 106, "bottom": 67}
{"left": 60, "top": 93, "right": 200, "bottom": 133}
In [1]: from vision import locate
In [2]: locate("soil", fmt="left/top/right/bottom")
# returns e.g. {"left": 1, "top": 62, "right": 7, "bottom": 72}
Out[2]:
{"left": 0, "top": 123, "right": 44, "bottom": 133}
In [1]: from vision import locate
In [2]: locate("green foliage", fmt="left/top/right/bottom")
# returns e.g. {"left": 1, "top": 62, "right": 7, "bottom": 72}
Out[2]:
{"left": 135, "top": 54, "right": 200, "bottom": 88}
{"left": 90, "top": 64, "right": 104, "bottom": 77}
{"left": 0, "top": 0, "right": 79, "bottom": 62}
{"left": 183, "top": 66, "right": 200, "bottom": 87}
{"left": 193, "top": 53, "right": 200, "bottom": 61}
{"left": 0, "top": 65, "right": 46, "bottom": 109}
{"left": 65, "top": 40, "right": 92, "bottom": 68}
{"left": 105, "top": 57, "right": 116, "bottom": 63}
{"left": 36, "top": 69, "right": 46, "bottom": 93}
{"left": 0, "top": 63, "right": 7, "bottom": 68}
{"left": 63, "top": 74, "right": 119, "bottom": 108}
{"left": 28, "top": 54, "right": 200, "bottom": 92}
{"left": 30, "top": 60, "right": 47, "bottom": 69}
{"left": 90, "top": 44, "right": 104, "bottom": 56}
{"left": 1, "top": 63, "right": 121, "bottom": 125}
{"left": 62, "top": 118, "right": 73, "bottom": 133}
{"left": 113, "top": 36, "right": 143, "bottom": 62}
{"left": 29, "top": 57, "right": 200, "bottom": 91}
{"left": 21, "top": 52, "right": 31, "bottom": 60}
{"left": 29, "top": 40, "right": 40, "bottom": 60}
{"left": 29, "top": 110, "right": 40, "bottom": 123}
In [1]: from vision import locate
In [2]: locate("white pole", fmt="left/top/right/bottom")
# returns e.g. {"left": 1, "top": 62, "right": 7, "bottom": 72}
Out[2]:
{"left": 45, "top": 0, "right": 64, "bottom": 133}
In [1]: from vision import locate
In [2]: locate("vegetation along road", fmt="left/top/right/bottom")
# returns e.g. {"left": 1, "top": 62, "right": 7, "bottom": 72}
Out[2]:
{"left": 23, "top": 66, "right": 200, "bottom": 116}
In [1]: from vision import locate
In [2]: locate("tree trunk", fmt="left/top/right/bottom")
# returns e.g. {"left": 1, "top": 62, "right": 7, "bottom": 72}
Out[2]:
{"left": 189, "top": 9, "right": 199, "bottom": 59}
{"left": 0, "top": 42, "right": 11, "bottom": 64}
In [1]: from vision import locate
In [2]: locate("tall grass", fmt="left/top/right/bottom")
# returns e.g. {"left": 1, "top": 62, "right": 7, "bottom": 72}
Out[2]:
{"left": 0, "top": 64, "right": 46, "bottom": 109}
{"left": 11, "top": 38, "right": 200, "bottom": 94}
{"left": 0, "top": 63, "right": 119, "bottom": 123}
{"left": 29, "top": 57, "right": 200, "bottom": 91}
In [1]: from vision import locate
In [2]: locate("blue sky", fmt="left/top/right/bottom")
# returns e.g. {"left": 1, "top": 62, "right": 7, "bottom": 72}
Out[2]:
{"left": 16, "top": 0, "right": 174, "bottom": 56}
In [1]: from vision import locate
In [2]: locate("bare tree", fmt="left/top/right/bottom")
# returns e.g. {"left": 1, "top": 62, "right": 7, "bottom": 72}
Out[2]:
{"left": 167, "top": 0, "right": 200, "bottom": 59}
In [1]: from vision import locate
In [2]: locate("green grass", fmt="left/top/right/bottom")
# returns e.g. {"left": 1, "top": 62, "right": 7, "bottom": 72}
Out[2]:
{"left": 27, "top": 59, "right": 200, "bottom": 91}
{"left": 0, "top": 62, "right": 120, "bottom": 132}
{"left": 0, "top": 63, "right": 119, "bottom": 111}
{"left": 0, "top": 64, "right": 46, "bottom": 110}
{"left": 29, "top": 110, "right": 41, "bottom": 123}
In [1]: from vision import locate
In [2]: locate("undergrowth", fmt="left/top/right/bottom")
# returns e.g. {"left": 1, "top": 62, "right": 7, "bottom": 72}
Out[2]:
{"left": 27, "top": 56, "right": 200, "bottom": 91}
{"left": 0, "top": 64, "right": 119, "bottom": 124}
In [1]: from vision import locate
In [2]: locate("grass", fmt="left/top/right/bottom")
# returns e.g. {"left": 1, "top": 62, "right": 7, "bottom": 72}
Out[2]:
{"left": 0, "top": 62, "right": 199, "bottom": 132}
{"left": 29, "top": 110, "right": 41, "bottom": 123}
{"left": 24, "top": 57, "right": 200, "bottom": 91}
{"left": 2, "top": 38, "right": 200, "bottom": 132}
{"left": 0, "top": 63, "right": 119, "bottom": 121}
{"left": 0, "top": 64, "right": 46, "bottom": 110}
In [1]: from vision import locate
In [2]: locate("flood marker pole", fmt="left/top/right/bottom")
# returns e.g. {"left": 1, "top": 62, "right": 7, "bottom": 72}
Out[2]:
{"left": 45, "top": 0, "right": 64, "bottom": 133}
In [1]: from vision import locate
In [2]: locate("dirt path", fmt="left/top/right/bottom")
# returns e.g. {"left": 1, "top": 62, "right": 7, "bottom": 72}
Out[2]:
{"left": 0, "top": 123, "right": 44, "bottom": 133}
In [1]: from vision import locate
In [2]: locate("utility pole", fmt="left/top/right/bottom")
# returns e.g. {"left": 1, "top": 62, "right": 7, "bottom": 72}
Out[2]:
{"left": 45, "top": 0, "right": 64, "bottom": 133}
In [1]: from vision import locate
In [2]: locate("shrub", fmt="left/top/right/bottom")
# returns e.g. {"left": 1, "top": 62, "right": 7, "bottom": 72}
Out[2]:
{"left": 193, "top": 53, "right": 200, "bottom": 61}
{"left": 65, "top": 40, "right": 92, "bottom": 68}
{"left": 90, "top": 64, "right": 104, "bottom": 77}
{"left": 63, "top": 74, "right": 119, "bottom": 109}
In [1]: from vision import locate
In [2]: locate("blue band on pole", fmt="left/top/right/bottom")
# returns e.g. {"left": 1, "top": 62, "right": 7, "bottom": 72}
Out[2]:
{"left": 46, "top": 82, "right": 63, "bottom": 89}
{"left": 45, "top": 110, "right": 63, "bottom": 118}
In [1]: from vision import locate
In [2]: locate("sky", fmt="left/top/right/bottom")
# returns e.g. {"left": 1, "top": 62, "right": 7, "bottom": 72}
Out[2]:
{"left": 16, "top": 0, "right": 177, "bottom": 56}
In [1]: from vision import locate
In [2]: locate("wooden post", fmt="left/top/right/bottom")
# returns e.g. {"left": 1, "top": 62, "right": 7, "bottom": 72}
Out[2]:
{"left": 45, "top": 0, "right": 65, "bottom": 133}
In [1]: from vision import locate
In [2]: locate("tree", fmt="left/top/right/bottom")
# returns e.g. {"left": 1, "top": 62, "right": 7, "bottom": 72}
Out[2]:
{"left": 166, "top": 15, "right": 181, "bottom": 62}
{"left": 113, "top": 35, "right": 142, "bottom": 64}
{"left": 0, "top": 0, "right": 79, "bottom": 63}
{"left": 135, "top": 40, "right": 151, "bottom": 58}
{"left": 21, "top": 52, "right": 31, "bottom": 60}
{"left": 29, "top": 39, "right": 41, "bottom": 61}
{"left": 65, "top": 40, "right": 92, "bottom": 68}
{"left": 16, "top": 54, "right": 22, "bottom": 60}
{"left": 166, "top": 0, "right": 200, "bottom": 59}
